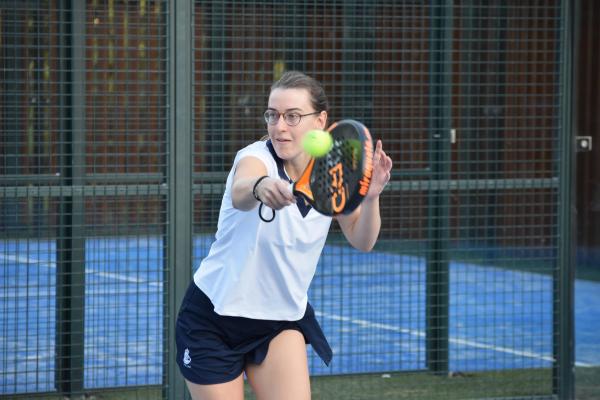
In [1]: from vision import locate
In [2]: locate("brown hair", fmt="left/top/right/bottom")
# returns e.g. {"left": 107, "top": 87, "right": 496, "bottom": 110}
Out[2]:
{"left": 270, "top": 71, "right": 330, "bottom": 114}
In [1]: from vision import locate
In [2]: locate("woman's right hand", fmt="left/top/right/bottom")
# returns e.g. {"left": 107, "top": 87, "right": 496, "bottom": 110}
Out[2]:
{"left": 253, "top": 177, "right": 296, "bottom": 210}
{"left": 231, "top": 156, "right": 295, "bottom": 211}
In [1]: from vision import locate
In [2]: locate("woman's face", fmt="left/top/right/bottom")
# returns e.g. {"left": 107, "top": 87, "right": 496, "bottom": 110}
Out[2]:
{"left": 266, "top": 88, "right": 327, "bottom": 162}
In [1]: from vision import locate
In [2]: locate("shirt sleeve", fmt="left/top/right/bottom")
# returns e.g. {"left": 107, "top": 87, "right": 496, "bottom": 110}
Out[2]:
{"left": 233, "top": 141, "right": 276, "bottom": 176}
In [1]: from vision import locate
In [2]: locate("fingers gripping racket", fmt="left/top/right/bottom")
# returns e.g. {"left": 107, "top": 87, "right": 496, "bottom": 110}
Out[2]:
{"left": 259, "top": 119, "right": 374, "bottom": 222}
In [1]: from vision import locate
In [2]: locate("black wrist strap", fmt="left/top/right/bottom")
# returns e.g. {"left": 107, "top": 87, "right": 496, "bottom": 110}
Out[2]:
{"left": 258, "top": 203, "right": 275, "bottom": 222}
{"left": 252, "top": 176, "right": 275, "bottom": 222}
{"left": 252, "top": 175, "right": 269, "bottom": 202}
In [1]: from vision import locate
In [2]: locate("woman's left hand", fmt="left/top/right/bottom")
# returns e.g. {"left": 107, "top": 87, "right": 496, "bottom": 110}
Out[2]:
{"left": 366, "top": 139, "right": 392, "bottom": 199}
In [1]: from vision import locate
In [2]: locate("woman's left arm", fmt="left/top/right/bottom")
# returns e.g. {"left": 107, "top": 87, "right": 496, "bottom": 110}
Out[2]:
{"left": 337, "top": 139, "right": 393, "bottom": 252}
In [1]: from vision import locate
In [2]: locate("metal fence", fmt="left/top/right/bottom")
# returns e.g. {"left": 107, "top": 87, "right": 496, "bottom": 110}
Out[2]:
{"left": 1, "top": 1, "right": 575, "bottom": 399}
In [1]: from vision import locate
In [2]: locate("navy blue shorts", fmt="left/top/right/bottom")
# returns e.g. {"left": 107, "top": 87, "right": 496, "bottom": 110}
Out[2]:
{"left": 175, "top": 282, "right": 332, "bottom": 385}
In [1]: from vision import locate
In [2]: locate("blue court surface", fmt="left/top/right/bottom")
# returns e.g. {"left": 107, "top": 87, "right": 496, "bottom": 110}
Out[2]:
{"left": 1, "top": 237, "right": 599, "bottom": 394}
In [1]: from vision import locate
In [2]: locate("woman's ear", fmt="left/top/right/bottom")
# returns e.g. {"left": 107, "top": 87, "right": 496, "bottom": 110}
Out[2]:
{"left": 318, "top": 111, "right": 328, "bottom": 129}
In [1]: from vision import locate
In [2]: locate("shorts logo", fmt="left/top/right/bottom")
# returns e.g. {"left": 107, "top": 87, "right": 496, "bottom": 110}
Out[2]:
{"left": 183, "top": 348, "right": 192, "bottom": 368}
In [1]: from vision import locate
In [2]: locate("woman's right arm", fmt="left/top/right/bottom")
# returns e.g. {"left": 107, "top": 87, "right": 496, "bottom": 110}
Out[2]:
{"left": 231, "top": 156, "right": 295, "bottom": 211}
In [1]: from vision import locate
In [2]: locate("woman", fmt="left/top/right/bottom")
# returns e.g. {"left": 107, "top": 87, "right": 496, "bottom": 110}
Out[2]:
{"left": 176, "top": 71, "right": 392, "bottom": 400}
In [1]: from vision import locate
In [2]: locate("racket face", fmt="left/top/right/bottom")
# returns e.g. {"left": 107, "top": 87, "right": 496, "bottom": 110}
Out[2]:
{"left": 294, "top": 119, "right": 374, "bottom": 216}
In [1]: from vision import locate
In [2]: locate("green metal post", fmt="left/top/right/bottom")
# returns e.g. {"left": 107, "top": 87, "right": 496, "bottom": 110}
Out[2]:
{"left": 555, "top": 0, "right": 576, "bottom": 398}
{"left": 166, "top": 0, "right": 194, "bottom": 399}
{"left": 55, "top": 0, "right": 86, "bottom": 394}
{"left": 341, "top": 0, "right": 374, "bottom": 124}
{"left": 426, "top": 0, "right": 453, "bottom": 375}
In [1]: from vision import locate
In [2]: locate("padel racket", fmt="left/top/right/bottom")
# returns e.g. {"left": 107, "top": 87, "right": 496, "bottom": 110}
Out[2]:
{"left": 259, "top": 119, "right": 374, "bottom": 222}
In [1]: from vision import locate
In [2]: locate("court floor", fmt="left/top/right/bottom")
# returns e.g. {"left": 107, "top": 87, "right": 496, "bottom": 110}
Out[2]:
{"left": 1, "top": 237, "right": 598, "bottom": 394}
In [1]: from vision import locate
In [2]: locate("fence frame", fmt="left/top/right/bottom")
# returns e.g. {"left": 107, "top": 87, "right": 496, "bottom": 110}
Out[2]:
{"left": 0, "top": 1, "right": 577, "bottom": 398}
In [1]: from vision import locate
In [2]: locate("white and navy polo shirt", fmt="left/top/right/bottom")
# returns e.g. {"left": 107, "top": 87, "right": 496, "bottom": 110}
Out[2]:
{"left": 194, "top": 140, "right": 333, "bottom": 321}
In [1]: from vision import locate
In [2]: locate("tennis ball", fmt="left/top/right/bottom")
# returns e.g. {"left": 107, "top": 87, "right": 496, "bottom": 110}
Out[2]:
{"left": 302, "top": 129, "right": 333, "bottom": 158}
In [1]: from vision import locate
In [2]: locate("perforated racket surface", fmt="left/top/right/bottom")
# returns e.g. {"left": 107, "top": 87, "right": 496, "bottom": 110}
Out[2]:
{"left": 292, "top": 119, "right": 374, "bottom": 216}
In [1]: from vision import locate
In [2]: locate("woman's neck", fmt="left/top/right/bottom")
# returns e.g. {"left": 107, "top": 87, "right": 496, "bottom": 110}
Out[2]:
{"left": 283, "top": 154, "right": 311, "bottom": 181}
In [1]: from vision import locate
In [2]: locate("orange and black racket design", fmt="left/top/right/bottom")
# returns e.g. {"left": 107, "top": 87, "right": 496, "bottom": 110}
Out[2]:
{"left": 260, "top": 119, "right": 374, "bottom": 221}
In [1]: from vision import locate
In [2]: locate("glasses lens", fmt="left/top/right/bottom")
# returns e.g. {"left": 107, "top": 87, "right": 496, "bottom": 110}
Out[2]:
{"left": 284, "top": 113, "right": 301, "bottom": 126}
{"left": 264, "top": 110, "right": 278, "bottom": 125}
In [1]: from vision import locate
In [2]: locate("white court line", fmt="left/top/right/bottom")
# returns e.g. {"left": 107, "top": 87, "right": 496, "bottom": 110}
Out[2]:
{"left": 1, "top": 254, "right": 162, "bottom": 287}
{"left": 315, "top": 311, "right": 595, "bottom": 368}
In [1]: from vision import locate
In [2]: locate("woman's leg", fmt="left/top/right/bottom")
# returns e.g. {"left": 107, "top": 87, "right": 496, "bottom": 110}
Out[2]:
{"left": 245, "top": 329, "right": 311, "bottom": 400}
{"left": 185, "top": 373, "right": 245, "bottom": 400}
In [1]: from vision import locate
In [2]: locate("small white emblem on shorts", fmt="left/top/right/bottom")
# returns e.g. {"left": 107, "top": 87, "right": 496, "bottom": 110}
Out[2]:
{"left": 183, "top": 348, "right": 192, "bottom": 368}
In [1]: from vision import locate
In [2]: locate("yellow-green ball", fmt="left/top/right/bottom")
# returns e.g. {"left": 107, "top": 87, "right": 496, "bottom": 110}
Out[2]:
{"left": 302, "top": 129, "right": 333, "bottom": 158}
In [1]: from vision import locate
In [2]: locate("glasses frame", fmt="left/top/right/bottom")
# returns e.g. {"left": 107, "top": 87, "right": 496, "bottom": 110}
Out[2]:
{"left": 263, "top": 110, "right": 321, "bottom": 127}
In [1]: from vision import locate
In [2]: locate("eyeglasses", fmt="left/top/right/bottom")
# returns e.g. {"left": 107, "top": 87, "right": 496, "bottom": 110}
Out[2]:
{"left": 263, "top": 110, "right": 320, "bottom": 127}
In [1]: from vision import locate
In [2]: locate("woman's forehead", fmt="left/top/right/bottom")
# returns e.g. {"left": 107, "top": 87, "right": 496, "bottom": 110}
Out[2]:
{"left": 268, "top": 88, "right": 312, "bottom": 110}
